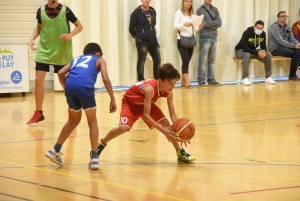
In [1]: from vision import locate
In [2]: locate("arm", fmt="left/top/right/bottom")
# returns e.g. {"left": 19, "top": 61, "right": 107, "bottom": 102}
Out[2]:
{"left": 270, "top": 24, "right": 297, "bottom": 49}
{"left": 261, "top": 32, "right": 267, "bottom": 51}
{"left": 30, "top": 23, "right": 42, "bottom": 51}
{"left": 60, "top": 19, "right": 83, "bottom": 42}
{"left": 241, "top": 31, "right": 258, "bottom": 55}
{"left": 129, "top": 11, "right": 137, "bottom": 38}
{"left": 167, "top": 92, "right": 178, "bottom": 123}
{"left": 98, "top": 58, "right": 117, "bottom": 113}
{"left": 141, "top": 86, "right": 173, "bottom": 137}
{"left": 174, "top": 10, "right": 185, "bottom": 30}
{"left": 57, "top": 62, "right": 71, "bottom": 89}
{"left": 204, "top": 8, "right": 222, "bottom": 29}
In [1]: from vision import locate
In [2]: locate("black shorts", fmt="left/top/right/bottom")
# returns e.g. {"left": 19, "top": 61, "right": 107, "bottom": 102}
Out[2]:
{"left": 66, "top": 94, "right": 96, "bottom": 111}
{"left": 35, "top": 62, "right": 65, "bottom": 73}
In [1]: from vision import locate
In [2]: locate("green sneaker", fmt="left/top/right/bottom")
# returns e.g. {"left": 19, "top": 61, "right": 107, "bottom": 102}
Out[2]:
{"left": 177, "top": 148, "right": 196, "bottom": 163}
{"left": 97, "top": 139, "right": 106, "bottom": 156}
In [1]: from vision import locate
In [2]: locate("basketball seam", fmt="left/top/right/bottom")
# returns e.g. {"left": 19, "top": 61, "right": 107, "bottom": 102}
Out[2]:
{"left": 175, "top": 121, "right": 192, "bottom": 137}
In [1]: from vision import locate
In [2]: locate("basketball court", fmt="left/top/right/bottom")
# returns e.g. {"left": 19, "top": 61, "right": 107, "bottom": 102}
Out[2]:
{"left": 0, "top": 81, "right": 299, "bottom": 200}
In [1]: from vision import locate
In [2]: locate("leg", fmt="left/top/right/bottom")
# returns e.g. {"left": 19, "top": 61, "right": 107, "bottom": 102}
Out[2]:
{"left": 177, "top": 40, "right": 193, "bottom": 86}
{"left": 102, "top": 126, "right": 129, "bottom": 144}
{"left": 84, "top": 107, "right": 101, "bottom": 170}
{"left": 207, "top": 41, "right": 217, "bottom": 83}
{"left": 102, "top": 104, "right": 138, "bottom": 144}
{"left": 236, "top": 49, "right": 251, "bottom": 79}
{"left": 158, "top": 118, "right": 181, "bottom": 151}
{"left": 35, "top": 70, "right": 47, "bottom": 111}
{"left": 256, "top": 52, "right": 272, "bottom": 78}
{"left": 56, "top": 94, "right": 84, "bottom": 145}
{"left": 45, "top": 109, "right": 81, "bottom": 166}
{"left": 27, "top": 63, "right": 49, "bottom": 125}
{"left": 272, "top": 47, "right": 297, "bottom": 78}
{"left": 148, "top": 40, "right": 161, "bottom": 79}
{"left": 56, "top": 110, "right": 82, "bottom": 145}
{"left": 84, "top": 108, "right": 99, "bottom": 152}
{"left": 97, "top": 126, "right": 129, "bottom": 158}
{"left": 197, "top": 41, "right": 209, "bottom": 83}
{"left": 136, "top": 39, "right": 149, "bottom": 81}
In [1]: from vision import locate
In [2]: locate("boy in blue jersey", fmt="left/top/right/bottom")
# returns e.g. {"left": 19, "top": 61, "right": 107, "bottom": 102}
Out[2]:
{"left": 45, "top": 43, "right": 117, "bottom": 170}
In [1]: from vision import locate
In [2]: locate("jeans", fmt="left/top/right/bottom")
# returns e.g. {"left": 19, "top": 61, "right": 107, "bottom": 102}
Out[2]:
{"left": 235, "top": 49, "right": 272, "bottom": 79}
{"left": 271, "top": 47, "right": 300, "bottom": 78}
{"left": 177, "top": 39, "right": 194, "bottom": 74}
{"left": 136, "top": 39, "right": 161, "bottom": 81}
{"left": 197, "top": 40, "right": 217, "bottom": 83}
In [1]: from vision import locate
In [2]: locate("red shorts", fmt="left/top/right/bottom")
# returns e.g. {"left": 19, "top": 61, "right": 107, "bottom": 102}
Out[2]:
{"left": 119, "top": 100, "right": 166, "bottom": 130}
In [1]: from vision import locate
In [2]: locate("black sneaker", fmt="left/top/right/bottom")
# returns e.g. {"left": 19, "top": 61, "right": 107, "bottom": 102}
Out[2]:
{"left": 288, "top": 76, "right": 300, "bottom": 81}
{"left": 198, "top": 82, "right": 208, "bottom": 87}
{"left": 208, "top": 80, "right": 222, "bottom": 85}
{"left": 97, "top": 139, "right": 106, "bottom": 156}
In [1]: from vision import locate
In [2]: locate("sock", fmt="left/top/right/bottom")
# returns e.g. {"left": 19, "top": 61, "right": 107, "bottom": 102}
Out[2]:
{"left": 38, "top": 110, "right": 43, "bottom": 114}
{"left": 54, "top": 143, "right": 62, "bottom": 153}
{"left": 91, "top": 150, "right": 98, "bottom": 159}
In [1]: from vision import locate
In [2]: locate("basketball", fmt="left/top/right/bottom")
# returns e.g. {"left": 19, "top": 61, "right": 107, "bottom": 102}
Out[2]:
{"left": 171, "top": 118, "right": 195, "bottom": 142}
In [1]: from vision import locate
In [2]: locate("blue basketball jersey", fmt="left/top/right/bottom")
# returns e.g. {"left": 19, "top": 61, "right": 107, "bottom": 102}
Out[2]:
{"left": 65, "top": 55, "right": 100, "bottom": 96}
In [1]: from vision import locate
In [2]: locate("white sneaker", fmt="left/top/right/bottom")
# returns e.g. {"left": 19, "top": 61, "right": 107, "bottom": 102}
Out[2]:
{"left": 45, "top": 148, "right": 63, "bottom": 166}
{"left": 242, "top": 78, "right": 251, "bottom": 86}
{"left": 89, "top": 158, "right": 99, "bottom": 170}
{"left": 265, "top": 77, "right": 276, "bottom": 84}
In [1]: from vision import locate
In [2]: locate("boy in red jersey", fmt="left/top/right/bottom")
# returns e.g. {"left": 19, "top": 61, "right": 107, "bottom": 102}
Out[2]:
{"left": 97, "top": 63, "right": 195, "bottom": 163}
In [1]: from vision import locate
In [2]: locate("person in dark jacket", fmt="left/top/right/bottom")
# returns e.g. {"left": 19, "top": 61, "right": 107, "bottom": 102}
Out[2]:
{"left": 129, "top": 0, "right": 161, "bottom": 81}
{"left": 235, "top": 20, "right": 276, "bottom": 86}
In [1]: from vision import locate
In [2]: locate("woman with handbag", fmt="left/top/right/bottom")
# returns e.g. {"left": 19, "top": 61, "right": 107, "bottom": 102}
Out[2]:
{"left": 174, "top": 0, "right": 203, "bottom": 89}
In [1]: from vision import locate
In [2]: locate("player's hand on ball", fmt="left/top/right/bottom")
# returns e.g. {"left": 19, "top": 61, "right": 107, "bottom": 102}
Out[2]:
{"left": 181, "top": 141, "right": 191, "bottom": 147}
{"left": 161, "top": 127, "right": 175, "bottom": 142}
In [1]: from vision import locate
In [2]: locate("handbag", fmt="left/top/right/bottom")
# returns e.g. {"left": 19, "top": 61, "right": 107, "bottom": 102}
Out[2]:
{"left": 178, "top": 27, "right": 197, "bottom": 48}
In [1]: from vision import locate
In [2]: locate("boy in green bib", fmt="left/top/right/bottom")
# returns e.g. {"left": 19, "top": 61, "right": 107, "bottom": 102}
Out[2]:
{"left": 28, "top": 0, "right": 83, "bottom": 125}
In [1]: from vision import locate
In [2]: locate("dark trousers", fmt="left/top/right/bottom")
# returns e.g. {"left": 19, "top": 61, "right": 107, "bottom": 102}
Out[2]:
{"left": 271, "top": 47, "right": 300, "bottom": 77}
{"left": 177, "top": 39, "right": 194, "bottom": 74}
{"left": 135, "top": 39, "right": 161, "bottom": 81}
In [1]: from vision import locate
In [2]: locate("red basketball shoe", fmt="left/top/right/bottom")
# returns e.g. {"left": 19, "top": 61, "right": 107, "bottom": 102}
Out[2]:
{"left": 27, "top": 110, "right": 45, "bottom": 125}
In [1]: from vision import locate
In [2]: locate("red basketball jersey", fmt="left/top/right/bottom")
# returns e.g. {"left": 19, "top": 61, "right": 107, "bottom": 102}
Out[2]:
{"left": 123, "top": 79, "right": 170, "bottom": 105}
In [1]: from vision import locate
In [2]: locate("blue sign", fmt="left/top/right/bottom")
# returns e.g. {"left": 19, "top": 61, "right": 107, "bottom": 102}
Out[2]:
{"left": 11, "top": 71, "right": 22, "bottom": 84}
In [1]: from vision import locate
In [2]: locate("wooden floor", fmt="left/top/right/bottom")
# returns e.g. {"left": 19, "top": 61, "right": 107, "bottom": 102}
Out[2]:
{"left": 0, "top": 81, "right": 300, "bottom": 201}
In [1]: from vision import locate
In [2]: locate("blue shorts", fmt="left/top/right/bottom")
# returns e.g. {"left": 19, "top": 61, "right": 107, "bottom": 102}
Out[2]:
{"left": 65, "top": 94, "right": 96, "bottom": 111}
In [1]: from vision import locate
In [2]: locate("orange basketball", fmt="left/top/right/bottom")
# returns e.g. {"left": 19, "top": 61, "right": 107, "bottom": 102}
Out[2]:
{"left": 171, "top": 118, "right": 195, "bottom": 142}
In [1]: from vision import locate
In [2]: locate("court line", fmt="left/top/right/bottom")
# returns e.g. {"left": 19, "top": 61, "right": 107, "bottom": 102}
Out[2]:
{"left": 0, "top": 159, "right": 191, "bottom": 201}
{"left": 230, "top": 186, "right": 300, "bottom": 194}
{"left": 177, "top": 101, "right": 300, "bottom": 112}
{"left": 196, "top": 116, "right": 300, "bottom": 127}
{"left": 0, "top": 192, "right": 32, "bottom": 201}
{"left": 0, "top": 130, "right": 147, "bottom": 145}
{"left": 35, "top": 162, "right": 300, "bottom": 167}
{"left": 0, "top": 175, "right": 110, "bottom": 201}
{"left": 0, "top": 162, "right": 298, "bottom": 169}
